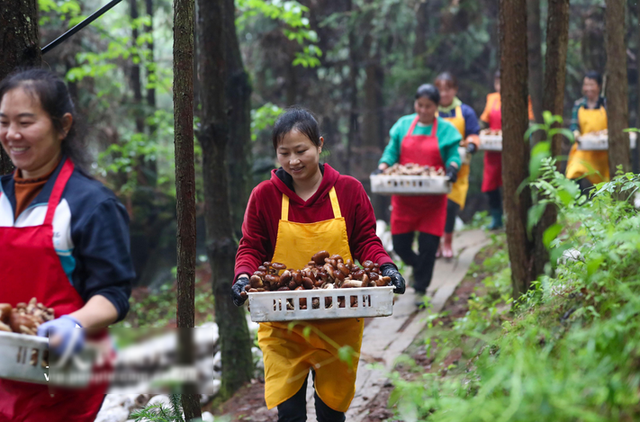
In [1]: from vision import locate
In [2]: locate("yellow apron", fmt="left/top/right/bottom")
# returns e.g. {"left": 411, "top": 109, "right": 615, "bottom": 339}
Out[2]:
{"left": 438, "top": 106, "right": 470, "bottom": 209}
{"left": 566, "top": 106, "right": 609, "bottom": 184}
{"left": 258, "top": 187, "right": 364, "bottom": 412}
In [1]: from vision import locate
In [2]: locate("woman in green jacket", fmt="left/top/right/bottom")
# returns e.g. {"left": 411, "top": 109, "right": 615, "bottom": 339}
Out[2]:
{"left": 376, "top": 84, "right": 461, "bottom": 306}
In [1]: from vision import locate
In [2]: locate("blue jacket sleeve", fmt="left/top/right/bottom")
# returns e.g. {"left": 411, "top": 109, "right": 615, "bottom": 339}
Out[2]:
{"left": 72, "top": 198, "right": 134, "bottom": 322}
{"left": 461, "top": 104, "right": 481, "bottom": 136}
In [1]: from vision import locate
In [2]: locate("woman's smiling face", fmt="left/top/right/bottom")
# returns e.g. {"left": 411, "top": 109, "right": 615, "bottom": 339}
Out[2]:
{"left": 276, "top": 129, "right": 323, "bottom": 182}
{"left": 0, "top": 86, "right": 67, "bottom": 178}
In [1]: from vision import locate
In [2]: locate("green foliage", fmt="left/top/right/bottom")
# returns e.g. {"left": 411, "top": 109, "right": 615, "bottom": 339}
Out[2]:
{"left": 38, "top": 0, "right": 81, "bottom": 26}
{"left": 237, "top": 0, "right": 322, "bottom": 68}
{"left": 130, "top": 394, "right": 192, "bottom": 422}
{"left": 251, "top": 103, "right": 284, "bottom": 141}
{"left": 122, "top": 281, "right": 214, "bottom": 329}
{"left": 387, "top": 162, "right": 640, "bottom": 421}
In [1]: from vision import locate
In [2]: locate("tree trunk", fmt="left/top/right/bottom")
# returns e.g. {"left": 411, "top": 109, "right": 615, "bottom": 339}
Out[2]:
{"left": 0, "top": 0, "right": 40, "bottom": 175}
{"left": 362, "top": 60, "right": 387, "bottom": 220}
{"left": 637, "top": 0, "right": 640, "bottom": 130}
{"left": 533, "top": 0, "right": 569, "bottom": 278}
{"left": 500, "top": 0, "right": 535, "bottom": 299}
{"left": 173, "top": 0, "right": 201, "bottom": 418}
{"left": 145, "top": 0, "right": 158, "bottom": 185}
{"left": 413, "top": 1, "right": 429, "bottom": 66}
{"left": 130, "top": 0, "right": 145, "bottom": 134}
{"left": 196, "top": 0, "right": 253, "bottom": 399}
{"left": 527, "top": 0, "right": 543, "bottom": 125}
{"left": 346, "top": 0, "right": 358, "bottom": 175}
{"left": 223, "top": 0, "right": 253, "bottom": 237}
{"left": 606, "top": 0, "right": 631, "bottom": 174}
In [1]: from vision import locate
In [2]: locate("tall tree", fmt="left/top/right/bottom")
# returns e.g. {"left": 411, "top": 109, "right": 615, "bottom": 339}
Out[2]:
{"left": 606, "top": 0, "right": 631, "bottom": 174}
{"left": 346, "top": 0, "right": 359, "bottom": 175}
{"left": 196, "top": 0, "right": 253, "bottom": 398}
{"left": 223, "top": 0, "right": 253, "bottom": 236}
{"left": 0, "top": 0, "right": 40, "bottom": 175}
{"left": 533, "top": 0, "right": 570, "bottom": 278}
{"left": 527, "top": 0, "right": 543, "bottom": 125}
{"left": 500, "top": 0, "right": 535, "bottom": 298}
{"left": 129, "top": 0, "right": 145, "bottom": 135}
{"left": 172, "top": 0, "right": 201, "bottom": 418}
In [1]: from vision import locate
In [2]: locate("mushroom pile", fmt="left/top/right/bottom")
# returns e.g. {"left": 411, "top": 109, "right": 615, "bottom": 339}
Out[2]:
{"left": 242, "top": 251, "right": 391, "bottom": 298}
{"left": 381, "top": 163, "right": 445, "bottom": 177}
{"left": 0, "top": 298, "right": 55, "bottom": 335}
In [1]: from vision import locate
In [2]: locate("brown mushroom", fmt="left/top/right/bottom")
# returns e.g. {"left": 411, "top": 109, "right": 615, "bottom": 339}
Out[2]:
{"left": 272, "top": 262, "right": 287, "bottom": 271}
{"left": 280, "top": 270, "right": 292, "bottom": 284}
{"left": 302, "top": 277, "right": 314, "bottom": 290}
{"left": 0, "top": 304, "right": 11, "bottom": 323}
{"left": 312, "top": 250, "right": 330, "bottom": 265}
{"left": 250, "top": 275, "right": 264, "bottom": 289}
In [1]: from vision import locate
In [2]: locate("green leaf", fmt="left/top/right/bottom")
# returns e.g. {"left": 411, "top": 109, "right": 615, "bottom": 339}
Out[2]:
{"left": 527, "top": 203, "right": 547, "bottom": 236}
{"left": 302, "top": 326, "right": 312, "bottom": 339}
{"left": 338, "top": 345, "right": 353, "bottom": 367}
{"left": 586, "top": 254, "right": 605, "bottom": 276}
{"left": 543, "top": 223, "right": 563, "bottom": 249}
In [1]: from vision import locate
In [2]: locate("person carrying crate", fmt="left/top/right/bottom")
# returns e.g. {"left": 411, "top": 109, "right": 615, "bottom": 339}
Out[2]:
{"left": 231, "top": 108, "right": 405, "bottom": 422}
{"left": 0, "top": 69, "right": 134, "bottom": 421}
{"left": 434, "top": 72, "right": 481, "bottom": 259}
{"left": 375, "top": 84, "right": 461, "bottom": 307}
{"left": 479, "top": 70, "right": 534, "bottom": 230}
{"left": 565, "top": 71, "right": 608, "bottom": 194}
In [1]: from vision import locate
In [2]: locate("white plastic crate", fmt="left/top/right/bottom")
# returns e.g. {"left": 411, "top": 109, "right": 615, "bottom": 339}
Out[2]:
{"left": 247, "top": 286, "right": 395, "bottom": 322}
{"left": 370, "top": 174, "right": 451, "bottom": 196}
{"left": 0, "top": 331, "right": 93, "bottom": 386}
{"left": 577, "top": 132, "right": 637, "bottom": 151}
{"left": 479, "top": 135, "right": 502, "bottom": 151}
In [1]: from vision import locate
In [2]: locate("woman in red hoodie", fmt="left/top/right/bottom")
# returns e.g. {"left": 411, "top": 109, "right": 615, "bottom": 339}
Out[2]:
{"left": 231, "top": 108, "right": 405, "bottom": 422}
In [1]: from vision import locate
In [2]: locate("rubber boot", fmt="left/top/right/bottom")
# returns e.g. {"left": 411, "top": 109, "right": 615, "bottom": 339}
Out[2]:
{"left": 486, "top": 208, "right": 503, "bottom": 230}
{"left": 442, "top": 232, "right": 454, "bottom": 259}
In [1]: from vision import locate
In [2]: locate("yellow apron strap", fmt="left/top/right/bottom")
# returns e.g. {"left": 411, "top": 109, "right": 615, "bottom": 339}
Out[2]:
{"left": 329, "top": 187, "right": 342, "bottom": 218}
{"left": 282, "top": 189, "right": 340, "bottom": 221}
{"left": 281, "top": 194, "right": 289, "bottom": 221}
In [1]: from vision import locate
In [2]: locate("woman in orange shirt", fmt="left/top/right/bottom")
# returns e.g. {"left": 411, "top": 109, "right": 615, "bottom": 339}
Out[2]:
{"left": 479, "top": 71, "right": 533, "bottom": 230}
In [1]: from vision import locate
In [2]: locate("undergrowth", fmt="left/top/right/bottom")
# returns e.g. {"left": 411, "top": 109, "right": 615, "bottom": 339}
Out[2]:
{"left": 390, "top": 163, "right": 640, "bottom": 422}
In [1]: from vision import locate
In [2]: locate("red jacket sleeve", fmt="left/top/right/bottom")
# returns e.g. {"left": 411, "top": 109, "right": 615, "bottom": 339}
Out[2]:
{"left": 344, "top": 178, "right": 394, "bottom": 267}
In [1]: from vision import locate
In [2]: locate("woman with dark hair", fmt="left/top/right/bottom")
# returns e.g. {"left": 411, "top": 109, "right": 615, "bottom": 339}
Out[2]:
{"left": 232, "top": 107, "right": 405, "bottom": 421}
{"left": 566, "top": 71, "right": 608, "bottom": 190}
{"left": 0, "top": 69, "right": 134, "bottom": 421}
{"left": 479, "top": 70, "right": 533, "bottom": 230}
{"left": 434, "top": 72, "right": 481, "bottom": 259}
{"left": 377, "top": 84, "right": 461, "bottom": 306}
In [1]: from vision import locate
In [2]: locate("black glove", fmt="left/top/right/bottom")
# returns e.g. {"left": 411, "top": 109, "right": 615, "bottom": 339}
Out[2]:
{"left": 231, "top": 276, "right": 250, "bottom": 307}
{"left": 380, "top": 263, "right": 406, "bottom": 294}
{"left": 371, "top": 168, "right": 384, "bottom": 176}
{"left": 466, "top": 142, "right": 477, "bottom": 155}
{"left": 446, "top": 164, "right": 459, "bottom": 183}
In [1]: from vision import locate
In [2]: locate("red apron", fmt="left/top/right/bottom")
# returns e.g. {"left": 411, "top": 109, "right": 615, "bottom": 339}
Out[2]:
{"left": 391, "top": 116, "right": 447, "bottom": 237}
{"left": 482, "top": 97, "right": 503, "bottom": 193}
{"left": 0, "top": 159, "right": 109, "bottom": 422}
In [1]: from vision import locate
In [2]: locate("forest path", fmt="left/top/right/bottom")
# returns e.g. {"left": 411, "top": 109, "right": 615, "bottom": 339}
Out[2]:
{"left": 302, "top": 229, "right": 490, "bottom": 421}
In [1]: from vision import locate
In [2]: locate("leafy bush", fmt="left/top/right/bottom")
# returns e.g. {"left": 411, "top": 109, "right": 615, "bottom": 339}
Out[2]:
{"left": 389, "top": 163, "right": 640, "bottom": 421}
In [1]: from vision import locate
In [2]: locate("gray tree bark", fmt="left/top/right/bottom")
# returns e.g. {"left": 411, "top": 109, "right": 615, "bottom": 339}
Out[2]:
{"left": 224, "top": 0, "right": 253, "bottom": 236}
{"left": 196, "top": 0, "right": 253, "bottom": 399}
{"left": 606, "top": 0, "right": 631, "bottom": 174}
{"left": 173, "top": 0, "right": 201, "bottom": 418}
{"left": 527, "top": 0, "right": 544, "bottom": 125}
{"left": 500, "top": 0, "right": 535, "bottom": 299}
{"left": 533, "top": 0, "right": 570, "bottom": 279}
